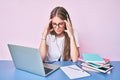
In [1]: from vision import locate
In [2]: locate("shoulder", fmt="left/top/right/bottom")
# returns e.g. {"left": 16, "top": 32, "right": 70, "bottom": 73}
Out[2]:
{"left": 73, "top": 29, "right": 79, "bottom": 36}
{"left": 47, "top": 34, "right": 55, "bottom": 39}
{"left": 46, "top": 34, "right": 56, "bottom": 42}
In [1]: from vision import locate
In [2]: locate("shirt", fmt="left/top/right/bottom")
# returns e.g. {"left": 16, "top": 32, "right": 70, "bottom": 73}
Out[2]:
{"left": 46, "top": 30, "right": 80, "bottom": 62}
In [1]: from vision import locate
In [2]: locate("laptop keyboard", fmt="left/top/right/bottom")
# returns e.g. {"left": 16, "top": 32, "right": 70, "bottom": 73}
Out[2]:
{"left": 44, "top": 67, "right": 53, "bottom": 74}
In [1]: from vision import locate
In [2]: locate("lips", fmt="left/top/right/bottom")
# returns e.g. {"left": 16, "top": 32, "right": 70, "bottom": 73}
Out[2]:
{"left": 55, "top": 29, "right": 62, "bottom": 34}
{"left": 56, "top": 30, "right": 61, "bottom": 32}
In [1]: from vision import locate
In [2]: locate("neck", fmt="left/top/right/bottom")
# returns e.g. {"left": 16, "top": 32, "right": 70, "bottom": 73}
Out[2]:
{"left": 55, "top": 32, "right": 65, "bottom": 38}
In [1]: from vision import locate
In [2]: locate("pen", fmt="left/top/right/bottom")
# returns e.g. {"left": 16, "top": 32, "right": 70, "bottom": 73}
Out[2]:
{"left": 68, "top": 66, "right": 84, "bottom": 72}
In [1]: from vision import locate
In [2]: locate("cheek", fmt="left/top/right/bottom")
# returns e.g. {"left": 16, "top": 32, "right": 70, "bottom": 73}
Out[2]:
{"left": 61, "top": 26, "right": 66, "bottom": 30}
{"left": 61, "top": 27, "right": 65, "bottom": 30}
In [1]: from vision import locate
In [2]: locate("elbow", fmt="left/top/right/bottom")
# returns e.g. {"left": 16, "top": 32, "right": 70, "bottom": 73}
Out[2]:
{"left": 71, "top": 53, "right": 80, "bottom": 62}
{"left": 72, "top": 57, "right": 78, "bottom": 62}
{"left": 72, "top": 60, "right": 78, "bottom": 62}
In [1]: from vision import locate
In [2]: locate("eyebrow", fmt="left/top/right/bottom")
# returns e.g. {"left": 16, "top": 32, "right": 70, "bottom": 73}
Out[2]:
{"left": 52, "top": 21, "right": 64, "bottom": 23}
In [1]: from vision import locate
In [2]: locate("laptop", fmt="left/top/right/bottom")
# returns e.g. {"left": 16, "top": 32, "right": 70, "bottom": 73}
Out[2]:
{"left": 8, "top": 44, "right": 60, "bottom": 76}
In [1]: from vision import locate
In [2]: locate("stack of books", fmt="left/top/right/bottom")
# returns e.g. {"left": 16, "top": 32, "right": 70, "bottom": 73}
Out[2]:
{"left": 78, "top": 53, "right": 113, "bottom": 73}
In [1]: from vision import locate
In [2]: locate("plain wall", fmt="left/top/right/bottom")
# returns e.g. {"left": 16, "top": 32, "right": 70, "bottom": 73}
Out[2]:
{"left": 0, "top": 0, "right": 120, "bottom": 60}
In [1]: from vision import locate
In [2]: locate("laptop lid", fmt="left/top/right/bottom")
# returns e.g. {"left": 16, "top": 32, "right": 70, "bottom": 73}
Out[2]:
{"left": 8, "top": 44, "right": 59, "bottom": 76}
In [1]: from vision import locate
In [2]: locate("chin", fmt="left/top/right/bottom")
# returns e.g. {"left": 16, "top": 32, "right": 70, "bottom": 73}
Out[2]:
{"left": 56, "top": 32, "right": 62, "bottom": 35}
{"left": 55, "top": 31, "right": 63, "bottom": 35}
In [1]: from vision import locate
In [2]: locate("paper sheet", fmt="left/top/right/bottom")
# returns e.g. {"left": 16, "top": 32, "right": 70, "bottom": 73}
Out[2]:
{"left": 60, "top": 65, "right": 90, "bottom": 79}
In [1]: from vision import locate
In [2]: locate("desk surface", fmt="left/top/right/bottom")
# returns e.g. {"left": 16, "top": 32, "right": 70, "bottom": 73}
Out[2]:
{"left": 0, "top": 60, "right": 120, "bottom": 80}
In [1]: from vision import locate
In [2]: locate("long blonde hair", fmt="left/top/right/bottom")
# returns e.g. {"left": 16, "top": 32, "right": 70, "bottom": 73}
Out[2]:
{"left": 49, "top": 6, "right": 72, "bottom": 61}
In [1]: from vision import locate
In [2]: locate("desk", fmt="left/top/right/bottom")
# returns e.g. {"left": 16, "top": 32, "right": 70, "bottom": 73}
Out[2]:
{"left": 0, "top": 60, "right": 120, "bottom": 80}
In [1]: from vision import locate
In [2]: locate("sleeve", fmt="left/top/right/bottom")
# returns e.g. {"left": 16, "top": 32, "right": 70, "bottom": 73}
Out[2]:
{"left": 46, "top": 34, "right": 50, "bottom": 46}
{"left": 73, "top": 29, "right": 80, "bottom": 47}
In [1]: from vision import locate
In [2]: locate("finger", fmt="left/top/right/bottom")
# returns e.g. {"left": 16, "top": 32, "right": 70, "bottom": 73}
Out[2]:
{"left": 64, "top": 30, "right": 67, "bottom": 33}
{"left": 47, "top": 28, "right": 53, "bottom": 34}
{"left": 65, "top": 19, "right": 71, "bottom": 27}
{"left": 64, "top": 20, "right": 69, "bottom": 29}
{"left": 47, "top": 19, "right": 52, "bottom": 27}
{"left": 64, "top": 20, "right": 69, "bottom": 26}
{"left": 49, "top": 28, "right": 53, "bottom": 32}
{"left": 67, "top": 16, "right": 71, "bottom": 25}
{"left": 45, "top": 19, "right": 52, "bottom": 29}
{"left": 67, "top": 18, "right": 70, "bottom": 24}
{"left": 65, "top": 20, "right": 73, "bottom": 31}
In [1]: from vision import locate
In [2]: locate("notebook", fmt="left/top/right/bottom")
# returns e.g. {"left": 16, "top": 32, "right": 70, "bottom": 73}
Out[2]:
{"left": 81, "top": 54, "right": 105, "bottom": 63}
{"left": 81, "top": 62, "right": 113, "bottom": 73}
{"left": 8, "top": 44, "right": 60, "bottom": 76}
{"left": 60, "top": 65, "right": 90, "bottom": 79}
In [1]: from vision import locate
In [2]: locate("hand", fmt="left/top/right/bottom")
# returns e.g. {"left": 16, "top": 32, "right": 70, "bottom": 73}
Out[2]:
{"left": 64, "top": 18, "right": 74, "bottom": 39}
{"left": 42, "top": 19, "right": 53, "bottom": 39}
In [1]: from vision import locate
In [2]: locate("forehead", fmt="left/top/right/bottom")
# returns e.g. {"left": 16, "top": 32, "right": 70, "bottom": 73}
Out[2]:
{"left": 52, "top": 16, "right": 64, "bottom": 23}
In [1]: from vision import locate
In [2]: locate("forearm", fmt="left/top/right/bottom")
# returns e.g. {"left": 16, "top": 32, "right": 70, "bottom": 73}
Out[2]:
{"left": 39, "top": 35, "right": 48, "bottom": 62}
{"left": 40, "top": 19, "right": 52, "bottom": 62}
{"left": 70, "top": 36, "right": 79, "bottom": 62}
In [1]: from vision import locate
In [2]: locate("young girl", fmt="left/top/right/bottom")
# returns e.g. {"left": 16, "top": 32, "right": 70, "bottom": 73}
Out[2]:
{"left": 40, "top": 6, "right": 80, "bottom": 62}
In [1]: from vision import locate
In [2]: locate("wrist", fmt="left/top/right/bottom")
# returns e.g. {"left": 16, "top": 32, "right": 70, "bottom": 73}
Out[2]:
{"left": 69, "top": 35, "right": 74, "bottom": 40}
{"left": 42, "top": 32, "right": 47, "bottom": 37}
{"left": 42, "top": 36, "right": 46, "bottom": 40}
{"left": 41, "top": 38, "right": 46, "bottom": 40}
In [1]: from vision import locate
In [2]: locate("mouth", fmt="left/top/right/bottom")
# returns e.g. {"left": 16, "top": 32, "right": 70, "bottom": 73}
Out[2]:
{"left": 56, "top": 30, "right": 61, "bottom": 32}
{"left": 55, "top": 29, "right": 62, "bottom": 34}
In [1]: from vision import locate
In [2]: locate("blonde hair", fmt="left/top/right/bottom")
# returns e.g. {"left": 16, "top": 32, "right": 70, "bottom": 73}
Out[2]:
{"left": 49, "top": 6, "right": 72, "bottom": 61}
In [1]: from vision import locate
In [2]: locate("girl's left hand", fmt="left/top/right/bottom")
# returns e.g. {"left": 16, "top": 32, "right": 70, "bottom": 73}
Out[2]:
{"left": 64, "top": 19, "right": 74, "bottom": 39}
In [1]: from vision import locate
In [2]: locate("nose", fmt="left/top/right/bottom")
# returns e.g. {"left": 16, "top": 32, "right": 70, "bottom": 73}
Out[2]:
{"left": 56, "top": 25, "right": 59, "bottom": 29}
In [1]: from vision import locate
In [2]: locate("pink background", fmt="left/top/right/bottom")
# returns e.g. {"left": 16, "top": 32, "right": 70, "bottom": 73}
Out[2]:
{"left": 0, "top": 0, "right": 120, "bottom": 60}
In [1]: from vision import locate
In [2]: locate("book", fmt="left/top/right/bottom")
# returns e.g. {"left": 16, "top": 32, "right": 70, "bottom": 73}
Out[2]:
{"left": 79, "top": 56, "right": 110, "bottom": 66}
{"left": 82, "top": 66, "right": 98, "bottom": 72}
{"left": 81, "top": 62, "right": 113, "bottom": 73}
{"left": 79, "top": 53, "right": 105, "bottom": 63}
{"left": 82, "top": 66, "right": 111, "bottom": 74}
{"left": 60, "top": 65, "right": 90, "bottom": 79}
{"left": 92, "top": 58, "right": 110, "bottom": 66}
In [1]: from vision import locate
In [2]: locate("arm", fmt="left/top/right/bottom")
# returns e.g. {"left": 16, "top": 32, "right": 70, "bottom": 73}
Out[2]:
{"left": 64, "top": 19, "right": 80, "bottom": 62}
{"left": 70, "top": 36, "right": 80, "bottom": 62}
{"left": 39, "top": 34, "right": 48, "bottom": 62}
{"left": 39, "top": 20, "right": 52, "bottom": 62}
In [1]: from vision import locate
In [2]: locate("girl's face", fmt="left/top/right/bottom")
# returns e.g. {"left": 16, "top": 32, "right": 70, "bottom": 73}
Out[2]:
{"left": 52, "top": 16, "right": 65, "bottom": 36}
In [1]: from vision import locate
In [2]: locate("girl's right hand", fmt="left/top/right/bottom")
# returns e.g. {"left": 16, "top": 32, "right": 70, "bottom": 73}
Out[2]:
{"left": 42, "top": 19, "right": 53, "bottom": 39}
